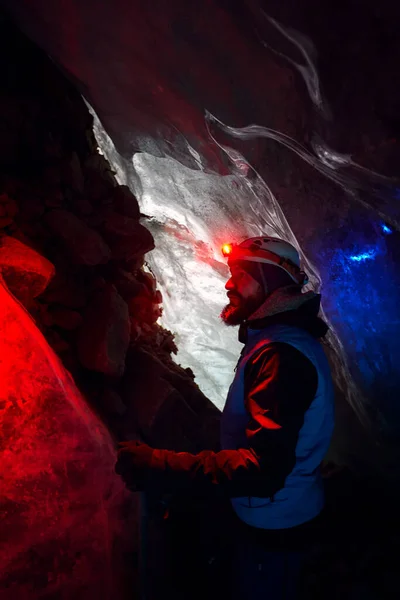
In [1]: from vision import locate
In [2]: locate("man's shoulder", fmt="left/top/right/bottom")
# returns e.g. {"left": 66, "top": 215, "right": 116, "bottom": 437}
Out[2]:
{"left": 250, "top": 339, "right": 310, "bottom": 361}
{"left": 246, "top": 340, "right": 318, "bottom": 382}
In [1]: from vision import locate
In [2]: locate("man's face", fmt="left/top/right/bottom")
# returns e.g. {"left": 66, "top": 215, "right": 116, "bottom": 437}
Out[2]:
{"left": 220, "top": 262, "right": 264, "bottom": 326}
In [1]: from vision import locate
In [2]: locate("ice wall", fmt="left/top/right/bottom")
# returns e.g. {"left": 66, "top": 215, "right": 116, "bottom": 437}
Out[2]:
{"left": 131, "top": 150, "right": 320, "bottom": 409}
{"left": 0, "top": 279, "right": 136, "bottom": 599}
{"left": 92, "top": 110, "right": 322, "bottom": 408}
{"left": 4, "top": 0, "right": 400, "bottom": 465}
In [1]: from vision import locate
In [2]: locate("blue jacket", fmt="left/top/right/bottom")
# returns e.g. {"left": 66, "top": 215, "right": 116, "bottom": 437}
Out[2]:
{"left": 221, "top": 322, "right": 334, "bottom": 529}
{"left": 126, "top": 295, "right": 334, "bottom": 529}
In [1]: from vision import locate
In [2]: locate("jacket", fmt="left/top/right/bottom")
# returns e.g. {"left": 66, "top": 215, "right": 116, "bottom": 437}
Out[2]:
{"left": 222, "top": 318, "right": 334, "bottom": 529}
{"left": 135, "top": 287, "right": 334, "bottom": 527}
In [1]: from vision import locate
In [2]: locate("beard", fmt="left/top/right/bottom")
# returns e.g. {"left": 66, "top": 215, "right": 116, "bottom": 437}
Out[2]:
{"left": 220, "top": 294, "right": 263, "bottom": 326}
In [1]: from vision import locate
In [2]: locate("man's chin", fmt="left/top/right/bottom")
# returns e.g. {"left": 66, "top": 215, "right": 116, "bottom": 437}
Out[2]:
{"left": 220, "top": 303, "right": 248, "bottom": 326}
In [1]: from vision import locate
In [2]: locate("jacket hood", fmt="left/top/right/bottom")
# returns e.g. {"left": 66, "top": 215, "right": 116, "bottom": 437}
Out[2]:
{"left": 239, "top": 285, "right": 329, "bottom": 343}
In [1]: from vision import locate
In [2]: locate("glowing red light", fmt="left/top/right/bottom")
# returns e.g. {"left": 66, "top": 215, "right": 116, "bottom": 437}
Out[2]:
{"left": 0, "top": 278, "right": 130, "bottom": 596}
{"left": 222, "top": 243, "right": 233, "bottom": 257}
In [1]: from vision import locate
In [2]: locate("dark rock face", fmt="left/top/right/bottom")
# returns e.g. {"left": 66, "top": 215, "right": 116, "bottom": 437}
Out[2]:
{"left": 112, "top": 185, "right": 141, "bottom": 219}
{"left": 41, "top": 271, "right": 88, "bottom": 309}
{"left": 0, "top": 235, "right": 55, "bottom": 305}
{"left": 120, "top": 346, "right": 220, "bottom": 454}
{"left": 0, "top": 18, "right": 219, "bottom": 600}
{"left": 77, "top": 284, "right": 130, "bottom": 376}
{"left": 48, "top": 305, "right": 83, "bottom": 330}
{"left": 111, "top": 266, "right": 144, "bottom": 301}
{"left": 100, "top": 212, "right": 155, "bottom": 261}
{"left": 63, "top": 151, "right": 85, "bottom": 194}
{"left": 45, "top": 209, "right": 111, "bottom": 266}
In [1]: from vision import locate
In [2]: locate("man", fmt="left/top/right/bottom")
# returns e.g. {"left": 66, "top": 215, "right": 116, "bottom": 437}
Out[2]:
{"left": 116, "top": 235, "right": 334, "bottom": 599}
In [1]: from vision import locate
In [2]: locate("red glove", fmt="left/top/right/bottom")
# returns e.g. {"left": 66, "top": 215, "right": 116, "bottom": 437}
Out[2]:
{"left": 115, "top": 440, "right": 155, "bottom": 492}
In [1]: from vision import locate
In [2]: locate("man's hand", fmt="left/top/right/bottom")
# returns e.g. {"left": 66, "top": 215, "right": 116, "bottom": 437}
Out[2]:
{"left": 115, "top": 440, "right": 154, "bottom": 492}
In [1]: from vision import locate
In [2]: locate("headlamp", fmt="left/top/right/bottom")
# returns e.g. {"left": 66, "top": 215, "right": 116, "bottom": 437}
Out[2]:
{"left": 221, "top": 243, "right": 234, "bottom": 257}
{"left": 221, "top": 240, "right": 307, "bottom": 286}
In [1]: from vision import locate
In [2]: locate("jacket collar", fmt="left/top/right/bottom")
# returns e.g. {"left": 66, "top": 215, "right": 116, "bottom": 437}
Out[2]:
{"left": 248, "top": 285, "right": 318, "bottom": 321}
{"left": 238, "top": 286, "right": 327, "bottom": 344}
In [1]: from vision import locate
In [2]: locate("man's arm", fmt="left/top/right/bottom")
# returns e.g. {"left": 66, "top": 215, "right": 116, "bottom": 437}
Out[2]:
{"left": 242, "top": 342, "right": 318, "bottom": 495}
{"left": 116, "top": 343, "right": 317, "bottom": 497}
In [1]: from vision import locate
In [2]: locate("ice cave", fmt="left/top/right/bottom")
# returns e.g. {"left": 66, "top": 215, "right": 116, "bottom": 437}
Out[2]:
{"left": 1, "top": 1, "right": 400, "bottom": 598}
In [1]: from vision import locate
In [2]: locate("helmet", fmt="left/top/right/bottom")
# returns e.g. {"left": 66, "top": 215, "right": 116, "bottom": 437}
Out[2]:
{"left": 221, "top": 236, "right": 308, "bottom": 286}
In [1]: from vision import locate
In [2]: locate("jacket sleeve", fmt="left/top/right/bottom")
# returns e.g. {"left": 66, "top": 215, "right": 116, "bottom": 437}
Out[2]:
{"left": 144, "top": 342, "right": 318, "bottom": 497}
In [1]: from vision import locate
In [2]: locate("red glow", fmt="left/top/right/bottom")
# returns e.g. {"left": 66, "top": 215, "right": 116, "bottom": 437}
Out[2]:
{"left": 0, "top": 277, "right": 132, "bottom": 598}
{"left": 222, "top": 243, "right": 233, "bottom": 257}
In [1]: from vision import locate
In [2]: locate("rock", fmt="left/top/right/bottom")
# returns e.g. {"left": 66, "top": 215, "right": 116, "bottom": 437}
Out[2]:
{"left": 100, "top": 388, "right": 127, "bottom": 416}
{"left": 103, "top": 212, "right": 140, "bottom": 236}
{"left": 122, "top": 348, "right": 219, "bottom": 452}
{"left": 0, "top": 236, "right": 55, "bottom": 305}
{"left": 71, "top": 197, "right": 93, "bottom": 215}
{"left": 64, "top": 188, "right": 93, "bottom": 215}
{"left": 111, "top": 185, "right": 140, "bottom": 219}
{"left": 150, "top": 389, "right": 202, "bottom": 452}
{"left": 122, "top": 348, "right": 177, "bottom": 436}
{"left": 129, "top": 298, "right": 162, "bottom": 326}
{"left": 127, "top": 285, "right": 152, "bottom": 317}
{"left": 88, "top": 275, "right": 107, "bottom": 293}
{"left": 17, "top": 222, "right": 49, "bottom": 246}
{"left": 45, "top": 209, "right": 111, "bottom": 266}
{"left": 7, "top": 200, "right": 19, "bottom": 219}
{"left": 60, "top": 350, "right": 81, "bottom": 376}
{"left": 44, "top": 187, "right": 64, "bottom": 208}
{"left": 111, "top": 267, "right": 144, "bottom": 301}
{"left": 151, "top": 304, "right": 162, "bottom": 323}
{"left": 41, "top": 272, "right": 88, "bottom": 309}
{"left": 77, "top": 284, "right": 130, "bottom": 376}
{"left": 28, "top": 299, "right": 53, "bottom": 328}
{"left": 42, "top": 165, "right": 61, "bottom": 186}
{"left": 64, "top": 152, "right": 84, "bottom": 194}
{"left": 0, "top": 193, "right": 18, "bottom": 219}
{"left": 11, "top": 228, "right": 40, "bottom": 250}
{"left": 125, "top": 255, "right": 145, "bottom": 275}
{"left": 46, "top": 328, "right": 70, "bottom": 353}
{"left": 84, "top": 154, "right": 116, "bottom": 202}
{"left": 0, "top": 217, "right": 13, "bottom": 228}
{"left": 17, "top": 194, "right": 45, "bottom": 220}
{"left": 84, "top": 153, "right": 114, "bottom": 176}
{"left": 137, "top": 270, "right": 157, "bottom": 293}
{"left": 85, "top": 205, "right": 113, "bottom": 228}
{"left": 49, "top": 306, "right": 83, "bottom": 330}
{"left": 1, "top": 177, "right": 19, "bottom": 197}
{"left": 0, "top": 96, "right": 22, "bottom": 166}
{"left": 153, "top": 325, "right": 177, "bottom": 354}
{"left": 101, "top": 214, "right": 154, "bottom": 262}
{"left": 43, "top": 136, "right": 63, "bottom": 160}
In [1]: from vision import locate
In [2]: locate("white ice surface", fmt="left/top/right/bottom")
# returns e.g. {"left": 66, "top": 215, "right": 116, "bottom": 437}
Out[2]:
{"left": 91, "top": 107, "right": 320, "bottom": 409}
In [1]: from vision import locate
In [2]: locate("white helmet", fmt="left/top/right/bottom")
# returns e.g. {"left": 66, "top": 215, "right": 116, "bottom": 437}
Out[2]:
{"left": 222, "top": 236, "right": 308, "bottom": 286}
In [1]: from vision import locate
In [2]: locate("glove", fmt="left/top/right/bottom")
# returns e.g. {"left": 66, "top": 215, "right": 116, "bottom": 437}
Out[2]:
{"left": 115, "top": 440, "right": 155, "bottom": 492}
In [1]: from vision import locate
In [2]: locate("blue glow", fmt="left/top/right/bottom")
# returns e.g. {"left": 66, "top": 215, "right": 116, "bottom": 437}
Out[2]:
{"left": 349, "top": 249, "right": 377, "bottom": 262}
{"left": 318, "top": 217, "right": 400, "bottom": 434}
{"left": 381, "top": 223, "right": 393, "bottom": 235}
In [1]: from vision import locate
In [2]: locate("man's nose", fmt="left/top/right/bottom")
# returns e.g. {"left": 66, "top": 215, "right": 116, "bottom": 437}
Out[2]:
{"left": 225, "top": 278, "right": 234, "bottom": 291}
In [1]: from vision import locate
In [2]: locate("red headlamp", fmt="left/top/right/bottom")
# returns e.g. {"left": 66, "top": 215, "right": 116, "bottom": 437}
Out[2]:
{"left": 221, "top": 243, "right": 234, "bottom": 257}
{"left": 221, "top": 241, "right": 307, "bottom": 286}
